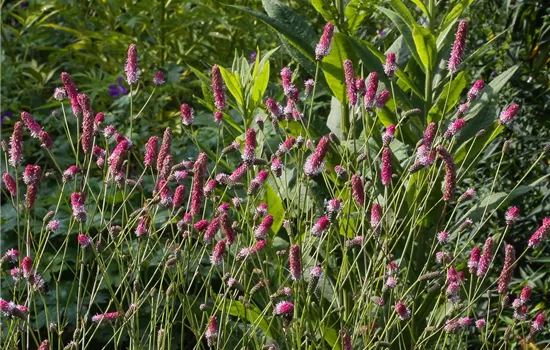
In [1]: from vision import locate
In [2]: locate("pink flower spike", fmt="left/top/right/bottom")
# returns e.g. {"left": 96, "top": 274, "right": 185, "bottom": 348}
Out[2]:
{"left": 77, "top": 234, "right": 92, "bottom": 249}
{"left": 125, "top": 44, "right": 140, "bottom": 85}
{"left": 190, "top": 153, "right": 208, "bottom": 216}
{"left": 38, "top": 130, "right": 54, "bottom": 149}
{"left": 521, "top": 285, "right": 532, "bottom": 303}
{"left": 265, "top": 98, "right": 283, "bottom": 120}
{"left": 371, "top": 203, "right": 382, "bottom": 231}
{"left": 211, "top": 65, "right": 226, "bottom": 111}
{"left": 437, "top": 145, "right": 456, "bottom": 202}
{"left": 497, "top": 244, "right": 516, "bottom": 294}
{"left": 242, "top": 128, "right": 256, "bottom": 164}
{"left": 281, "top": 67, "right": 297, "bottom": 99}
{"left": 157, "top": 128, "right": 172, "bottom": 173}
{"left": 468, "top": 246, "right": 481, "bottom": 273}
{"left": 315, "top": 23, "right": 335, "bottom": 61}
{"left": 77, "top": 94, "right": 94, "bottom": 153}
{"left": 63, "top": 165, "right": 79, "bottom": 182}
{"left": 21, "top": 256, "right": 33, "bottom": 278}
{"left": 343, "top": 59, "right": 357, "bottom": 106}
{"left": 476, "top": 236, "right": 494, "bottom": 277}
{"left": 9, "top": 121, "right": 23, "bottom": 167}
{"left": 448, "top": 20, "right": 468, "bottom": 73}
{"left": 384, "top": 52, "right": 397, "bottom": 78}
{"left": 180, "top": 104, "right": 194, "bottom": 126}
{"left": 23, "top": 165, "right": 41, "bottom": 185}
{"left": 21, "top": 111, "right": 42, "bottom": 138}
{"left": 364, "top": 72, "right": 379, "bottom": 110}
{"left": 173, "top": 185, "right": 186, "bottom": 208}
{"left": 61, "top": 72, "right": 81, "bottom": 116}
{"left": 311, "top": 216, "right": 330, "bottom": 237}
{"left": 153, "top": 71, "right": 165, "bottom": 86}
{"left": 383, "top": 125, "right": 396, "bottom": 146}
{"left": 304, "top": 79, "right": 314, "bottom": 98}
{"left": 375, "top": 90, "right": 390, "bottom": 109}
{"left": 220, "top": 213, "right": 236, "bottom": 245}
{"left": 475, "top": 319, "right": 486, "bottom": 329}
{"left": 289, "top": 244, "right": 302, "bottom": 281}
{"left": 71, "top": 192, "right": 87, "bottom": 222}
{"left": 355, "top": 78, "right": 366, "bottom": 96}
{"left": 211, "top": 240, "right": 226, "bottom": 266}
{"left": 381, "top": 147, "right": 392, "bottom": 186}
{"left": 530, "top": 313, "right": 546, "bottom": 335}
{"left": 144, "top": 136, "right": 158, "bottom": 168}
{"left": 2, "top": 173, "right": 17, "bottom": 196}
{"left": 395, "top": 301, "right": 411, "bottom": 320}
{"left": 351, "top": 174, "right": 365, "bottom": 207}
{"left": 254, "top": 214, "right": 273, "bottom": 239}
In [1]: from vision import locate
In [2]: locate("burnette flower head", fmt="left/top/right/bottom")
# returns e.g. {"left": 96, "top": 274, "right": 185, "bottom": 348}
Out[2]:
{"left": 315, "top": 23, "right": 335, "bottom": 61}
{"left": 125, "top": 44, "right": 141, "bottom": 85}
{"left": 448, "top": 20, "right": 468, "bottom": 73}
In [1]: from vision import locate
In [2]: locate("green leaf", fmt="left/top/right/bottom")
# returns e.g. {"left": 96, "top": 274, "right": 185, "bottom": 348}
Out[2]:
{"left": 265, "top": 184, "right": 284, "bottom": 234}
{"left": 377, "top": 7, "right": 423, "bottom": 72}
{"left": 224, "top": 300, "right": 273, "bottom": 338}
{"left": 251, "top": 60, "right": 270, "bottom": 108}
{"left": 427, "top": 72, "right": 467, "bottom": 123}
{"left": 312, "top": 0, "right": 336, "bottom": 22}
{"left": 412, "top": 24, "right": 437, "bottom": 71}
{"left": 345, "top": 0, "right": 374, "bottom": 33}
{"left": 410, "top": 0, "right": 430, "bottom": 17}
{"left": 321, "top": 32, "right": 358, "bottom": 104}
{"left": 218, "top": 66, "right": 245, "bottom": 107}
{"left": 323, "top": 327, "right": 341, "bottom": 349}
{"left": 441, "top": 0, "right": 474, "bottom": 30}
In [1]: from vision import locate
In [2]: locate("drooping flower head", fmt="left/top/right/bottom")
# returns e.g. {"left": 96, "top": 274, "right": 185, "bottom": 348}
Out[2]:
{"left": 77, "top": 234, "right": 92, "bottom": 249}
{"left": 315, "top": 23, "right": 335, "bottom": 61}
{"left": 21, "top": 111, "right": 42, "bottom": 138}
{"left": 265, "top": 98, "right": 283, "bottom": 120}
{"left": 304, "top": 79, "right": 314, "bottom": 98}
{"left": 61, "top": 72, "right": 81, "bottom": 116}
{"left": 23, "top": 164, "right": 41, "bottom": 185}
{"left": 311, "top": 216, "right": 330, "bottom": 236}
{"left": 528, "top": 217, "right": 550, "bottom": 249}
{"left": 458, "top": 188, "right": 476, "bottom": 203}
{"left": 281, "top": 67, "right": 297, "bottom": 99}
{"left": 505, "top": 206, "right": 520, "bottom": 226}
{"left": 437, "top": 145, "right": 456, "bottom": 202}
{"left": 304, "top": 136, "right": 330, "bottom": 177}
{"left": 467, "top": 79, "right": 484, "bottom": 102}
{"left": 444, "top": 118, "right": 466, "bottom": 139}
{"left": 62, "top": 165, "right": 79, "bottom": 182}
{"left": 125, "top": 44, "right": 140, "bottom": 85}
{"left": 220, "top": 213, "right": 236, "bottom": 245}
{"left": 211, "top": 65, "right": 226, "bottom": 111}
{"left": 498, "top": 104, "right": 520, "bottom": 125}
{"left": 383, "top": 125, "right": 396, "bottom": 147}
{"left": 254, "top": 214, "right": 273, "bottom": 239}
{"left": 448, "top": 20, "right": 468, "bottom": 73}
{"left": 248, "top": 169, "right": 269, "bottom": 195}
{"left": 343, "top": 59, "right": 357, "bottom": 106}
{"left": 107, "top": 140, "right": 129, "bottom": 178}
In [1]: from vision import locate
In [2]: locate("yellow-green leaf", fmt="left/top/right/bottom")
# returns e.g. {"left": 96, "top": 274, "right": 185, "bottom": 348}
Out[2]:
{"left": 412, "top": 24, "right": 437, "bottom": 71}
{"left": 218, "top": 66, "right": 244, "bottom": 107}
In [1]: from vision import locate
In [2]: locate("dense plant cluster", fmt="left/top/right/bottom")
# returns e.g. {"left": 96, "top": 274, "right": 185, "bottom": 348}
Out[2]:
{"left": 1, "top": 0, "right": 549, "bottom": 349}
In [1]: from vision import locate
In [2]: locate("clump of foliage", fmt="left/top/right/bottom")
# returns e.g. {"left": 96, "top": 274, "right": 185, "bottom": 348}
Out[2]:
{"left": 1, "top": 0, "right": 549, "bottom": 349}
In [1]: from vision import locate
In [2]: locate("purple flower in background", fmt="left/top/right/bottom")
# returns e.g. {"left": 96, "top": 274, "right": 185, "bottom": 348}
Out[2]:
{"left": 21, "top": 2, "right": 29, "bottom": 9}
{"left": 1, "top": 111, "right": 13, "bottom": 124}
{"left": 249, "top": 52, "right": 257, "bottom": 64}
{"left": 109, "top": 77, "right": 129, "bottom": 98}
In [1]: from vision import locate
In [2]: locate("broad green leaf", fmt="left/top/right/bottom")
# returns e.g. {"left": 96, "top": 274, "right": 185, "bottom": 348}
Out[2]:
{"left": 323, "top": 327, "right": 341, "bottom": 349}
{"left": 427, "top": 71, "right": 467, "bottom": 123}
{"left": 312, "top": 0, "right": 336, "bottom": 23}
{"left": 321, "top": 32, "right": 358, "bottom": 104}
{"left": 345, "top": 0, "right": 374, "bottom": 33}
{"left": 442, "top": 0, "right": 474, "bottom": 30}
{"left": 224, "top": 300, "right": 273, "bottom": 338}
{"left": 388, "top": 0, "right": 416, "bottom": 26}
{"left": 265, "top": 184, "right": 284, "bottom": 233}
{"left": 377, "top": 7, "right": 423, "bottom": 72}
{"left": 218, "top": 66, "right": 245, "bottom": 107}
{"left": 412, "top": 24, "right": 437, "bottom": 71}
{"left": 251, "top": 60, "right": 270, "bottom": 107}
{"left": 326, "top": 96, "right": 343, "bottom": 139}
